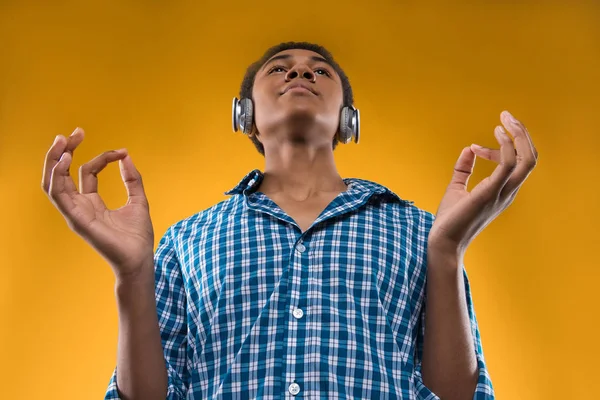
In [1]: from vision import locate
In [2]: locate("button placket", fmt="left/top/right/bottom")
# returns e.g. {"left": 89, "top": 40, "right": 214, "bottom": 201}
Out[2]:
{"left": 288, "top": 238, "right": 306, "bottom": 398}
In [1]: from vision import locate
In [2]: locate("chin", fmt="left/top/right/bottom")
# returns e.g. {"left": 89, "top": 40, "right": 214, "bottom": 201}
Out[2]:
{"left": 262, "top": 104, "right": 317, "bottom": 129}
{"left": 256, "top": 104, "right": 338, "bottom": 136}
{"left": 286, "top": 108, "right": 318, "bottom": 124}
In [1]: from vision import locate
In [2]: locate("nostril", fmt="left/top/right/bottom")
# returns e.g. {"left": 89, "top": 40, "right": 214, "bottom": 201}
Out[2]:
{"left": 302, "top": 71, "right": 313, "bottom": 80}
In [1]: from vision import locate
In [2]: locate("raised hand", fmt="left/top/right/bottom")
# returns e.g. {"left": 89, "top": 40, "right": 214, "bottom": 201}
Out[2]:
{"left": 428, "top": 110, "right": 538, "bottom": 259}
{"left": 42, "top": 128, "right": 155, "bottom": 280}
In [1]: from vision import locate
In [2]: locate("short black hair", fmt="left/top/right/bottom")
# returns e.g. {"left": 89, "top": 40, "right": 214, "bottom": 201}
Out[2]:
{"left": 239, "top": 41, "right": 354, "bottom": 157}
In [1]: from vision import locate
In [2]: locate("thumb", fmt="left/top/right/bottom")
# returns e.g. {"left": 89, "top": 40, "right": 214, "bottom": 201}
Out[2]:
{"left": 449, "top": 147, "right": 476, "bottom": 190}
{"left": 119, "top": 154, "right": 147, "bottom": 203}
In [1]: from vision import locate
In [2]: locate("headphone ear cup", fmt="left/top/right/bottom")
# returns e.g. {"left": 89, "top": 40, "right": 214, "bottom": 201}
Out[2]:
{"left": 232, "top": 97, "right": 240, "bottom": 132}
{"left": 353, "top": 107, "right": 360, "bottom": 144}
{"left": 338, "top": 106, "right": 352, "bottom": 144}
{"left": 232, "top": 97, "right": 254, "bottom": 135}
{"left": 240, "top": 98, "right": 254, "bottom": 135}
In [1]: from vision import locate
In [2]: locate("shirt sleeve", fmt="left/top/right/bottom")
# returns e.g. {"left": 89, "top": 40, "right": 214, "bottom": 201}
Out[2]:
{"left": 413, "top": 266, "right": 495, "bottom": 399}
{"left": 104, "top": 227, "right": 188, "bottom": 400}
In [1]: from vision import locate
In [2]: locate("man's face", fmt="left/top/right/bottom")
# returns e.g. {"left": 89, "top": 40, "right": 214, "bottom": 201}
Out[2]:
{"left": 251, "top": 49, "right": 344, "bottom": 148}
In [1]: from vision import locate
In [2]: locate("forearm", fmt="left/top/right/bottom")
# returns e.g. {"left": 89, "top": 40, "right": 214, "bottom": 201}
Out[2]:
{"left": 115, "top": 266, "right": 168, "bottom": 400}
{"left": 421, "top": 251, "right": 478, "bottom": 400}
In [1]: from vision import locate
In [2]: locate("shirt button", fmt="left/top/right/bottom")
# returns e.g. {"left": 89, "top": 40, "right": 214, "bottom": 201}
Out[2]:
{"left": 292, "top": 308, "right": 304, "bottom": 319}
{"left": 288, "top": 382, "right": 300, "bottom": 396}
{"left": 296, "top": 243, "right": 306, "bottom": 253}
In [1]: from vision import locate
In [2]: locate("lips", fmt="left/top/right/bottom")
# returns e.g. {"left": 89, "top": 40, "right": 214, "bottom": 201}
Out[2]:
{"left": 283, "top": 83, "right": 317, "bottom": 95}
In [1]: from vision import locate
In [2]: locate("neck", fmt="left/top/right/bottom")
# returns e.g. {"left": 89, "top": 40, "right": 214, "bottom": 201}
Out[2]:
{"left": 257, "top": 143, "right": 347, "bottom": 202}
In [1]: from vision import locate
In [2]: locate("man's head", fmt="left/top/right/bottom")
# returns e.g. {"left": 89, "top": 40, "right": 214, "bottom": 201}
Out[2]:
{"left": 239, "top": 42, "right": 354, "bottom": 157}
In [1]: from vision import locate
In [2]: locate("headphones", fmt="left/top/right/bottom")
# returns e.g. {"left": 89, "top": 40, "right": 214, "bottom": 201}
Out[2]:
{"left": 232, "top": 97, "right": 360, "bottom": 144}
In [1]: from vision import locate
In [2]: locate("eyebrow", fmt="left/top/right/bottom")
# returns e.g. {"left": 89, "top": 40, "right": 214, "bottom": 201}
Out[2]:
{"left": 260, "top": 54, "right": 332, "bottom": 71}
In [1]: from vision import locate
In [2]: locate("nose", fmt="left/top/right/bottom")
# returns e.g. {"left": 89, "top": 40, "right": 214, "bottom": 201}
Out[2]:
{"left": 285, "top": 64, "right": 316, "bottom": 83}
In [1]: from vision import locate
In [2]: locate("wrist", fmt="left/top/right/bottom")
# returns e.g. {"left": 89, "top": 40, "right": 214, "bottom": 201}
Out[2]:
{"left": 427, "top": 241, "right": 464, "bottom": 270}
{"left": 114, "top": 259, "right": 155, "bottom": 289}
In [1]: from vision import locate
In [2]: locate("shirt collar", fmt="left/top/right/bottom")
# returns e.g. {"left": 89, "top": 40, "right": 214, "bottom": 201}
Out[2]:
{"left": 224, "top": 169, "right": 413, "bottom": 205}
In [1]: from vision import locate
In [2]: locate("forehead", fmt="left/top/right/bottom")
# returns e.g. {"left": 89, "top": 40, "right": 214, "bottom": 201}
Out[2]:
{"left": 261, "top": 48, "right": 331, "bottom": 68}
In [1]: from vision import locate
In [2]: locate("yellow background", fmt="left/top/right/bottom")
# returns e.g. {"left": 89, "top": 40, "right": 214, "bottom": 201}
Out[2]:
{"left": 1, "top": 1, "right": 598, "bottom": 399}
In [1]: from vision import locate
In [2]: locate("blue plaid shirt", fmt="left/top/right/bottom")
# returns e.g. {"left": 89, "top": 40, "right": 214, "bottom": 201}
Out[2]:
{"left": 105, "top": 169, "right": 494, "bottom": 399}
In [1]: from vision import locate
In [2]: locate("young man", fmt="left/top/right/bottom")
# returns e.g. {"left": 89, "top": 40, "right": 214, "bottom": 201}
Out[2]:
{"left": 41, "top": 42, "right": 537, "bottom": 399}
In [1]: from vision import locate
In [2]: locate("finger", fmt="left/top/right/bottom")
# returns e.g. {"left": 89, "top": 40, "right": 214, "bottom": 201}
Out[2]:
{"left": 470, "top": 144, "right": 501, "bottom": 163}
{"left": 42, "top": 135, "right": 67, "bottom": 193}
{"left": 79, "top": 149, "right": 128, "bottom": 194}
{"left": 448, "top": 147, "right": 476, "bottom": 190}
{"left": 47, "top": 128, "right": 84, "bottom": 214}
{"left": 65, "top": 128, "right": 85, "bottom": 154}
{"left": 501, "top": 110, "right": 538, "bottom": 162}
{"left": 42, "top": 128, "right": 84, "bottom": 193}
{"left": 499, "top": 111, "right": 538, "bottom": 196}
{"left": 119, "top": 154, "right": 147, "bottom": 204}
{"left": 487, "top": 125, "right": 517, "bottom": 194}
{"left": 48, "top": 151, "right": 78, "bottom": 214}
{"left": 501, "top": 160, "right": 536, "bottom": 199}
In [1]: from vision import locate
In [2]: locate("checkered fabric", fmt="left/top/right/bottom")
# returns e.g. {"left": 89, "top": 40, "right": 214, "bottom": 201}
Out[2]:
{"left": 105, "top": 169, "right": 494, "bottom": 399}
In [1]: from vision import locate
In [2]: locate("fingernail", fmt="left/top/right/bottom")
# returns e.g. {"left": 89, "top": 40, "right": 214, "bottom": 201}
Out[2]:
{"left": 504, "top": 111, "right": 517, "bottom": 123}
{"left": 53, "top": 135, "right": 60, "bottom": 144}
{"left": 494, "top": 128, "right": 505, "bottom": 140}
{"left": 70, "top": 128, "right": 79, "bottom": 137}
{"left": 471, "top": 144, "right": 483, "bottom": 149}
